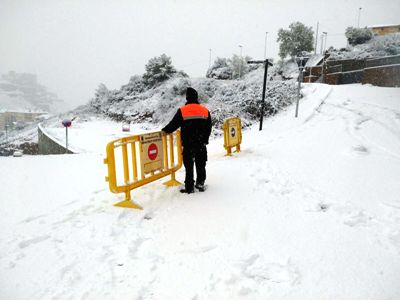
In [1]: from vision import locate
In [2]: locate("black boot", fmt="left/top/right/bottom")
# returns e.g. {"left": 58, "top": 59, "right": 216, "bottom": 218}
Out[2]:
{"left": 195, "top": 183, "right": 205, "bottom": 192}
{"left": 180, "top": 187, "right": 194, "bottom": 194}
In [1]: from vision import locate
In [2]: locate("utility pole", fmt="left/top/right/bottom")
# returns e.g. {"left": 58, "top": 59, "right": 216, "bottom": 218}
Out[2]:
{"left": 264, "top": 32, "right": 268, "bottom": 59}
{"left": 238, "top": 45, "right": 243, "bottom": 79}
{"left": 357, "top": 7, "right": 362, "bottom": 27}
{"left": 5, "top": 124, "right": 8, "bottom": 144}
{"left": 320, "top": 33, "right": 324, "bottom": 54}
{"left": 324, "top": 32, "right": 328, "bottom": 53}
{"left": 208, "top": 49, "right": 212, "bottom": 69}
{"left": 295, "top": 57, "right": 305, "bottom": 118}
{"left": 314, "top": 22, "right": 319, "bottom": 54}
{"left": 320, "top": 32, "right": 327, "bottom": 54}
{"left": 247, "top": 59, "right": 273, "bottom": 131}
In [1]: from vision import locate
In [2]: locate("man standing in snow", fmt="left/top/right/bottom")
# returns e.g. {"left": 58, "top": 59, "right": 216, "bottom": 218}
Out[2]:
{"left": 162, "top": 87, "right": 212, "bottom": 194}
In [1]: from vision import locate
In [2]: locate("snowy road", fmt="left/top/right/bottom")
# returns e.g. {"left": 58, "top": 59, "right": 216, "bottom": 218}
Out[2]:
{"left": 1, "top": 83, "right": 400, "bottom": 299}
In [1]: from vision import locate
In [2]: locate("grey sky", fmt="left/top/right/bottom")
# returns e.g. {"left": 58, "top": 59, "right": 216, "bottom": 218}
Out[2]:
{"left": 0, "top": 0, "right": 399, "bottom": 109}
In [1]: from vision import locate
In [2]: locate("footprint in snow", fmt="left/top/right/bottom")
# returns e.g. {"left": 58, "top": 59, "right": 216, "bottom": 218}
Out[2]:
{"left": 343, "top": 210, "right": 373, "bottom": 227}
{"left": 388, "top": 231, "right": 400, "bottom": 255}
{"left": 352, "top": 144, "right": 369, "bottom": 154}
{"left": 240, "top": 254, "right": 300, "bottom": 285}
{"left": 18, "top": 235, "right": 51, "bottom": 249}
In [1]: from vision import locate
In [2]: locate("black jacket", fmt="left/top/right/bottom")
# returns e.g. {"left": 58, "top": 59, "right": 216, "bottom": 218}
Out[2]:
{"left": 162, "top": 102, "right": 212, "bottom": 148}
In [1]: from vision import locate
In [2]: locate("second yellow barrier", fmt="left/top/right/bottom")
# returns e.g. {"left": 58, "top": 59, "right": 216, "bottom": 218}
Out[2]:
{"left": 104, "top": 130, "right": 182, "bottom": 209}
{"left": 223, "top": 117, "right": 242, "bottom": 156}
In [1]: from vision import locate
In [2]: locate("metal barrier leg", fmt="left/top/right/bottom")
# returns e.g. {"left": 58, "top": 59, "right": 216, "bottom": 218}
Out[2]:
{"left": 163, "top": 133, "right": 182, "bottom": 187}
{"left": 114, "top": 190, "right": 143, "bottom": 210}
{"left": 163, "top": 171, "right": 182, "bottom": 187}
{"left": 225, "top": 147, "right": 232, "bottom": 156}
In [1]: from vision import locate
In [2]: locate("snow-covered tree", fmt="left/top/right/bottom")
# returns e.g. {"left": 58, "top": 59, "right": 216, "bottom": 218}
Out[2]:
{"left": 228, "top": 54, "right": 252, "bottom": 79}
{"left": 207, "top": 55, "right": 253, "bottom": 80}
{"left": 143, "top": 54, "right": 177, "bottom": 87}
{"left": 90, "top": 83, "right": 109, "bottom": 110}
{"left": 345, "top": 27, "right": 373, "bottom": 46}
{"left": 176, "top": 70, "right": 189, "bottom": 78}
{"left": 206, "top": 57, "right": 233, "bottom": 79}
{"left": 121, "top": 75, "right": 145, "bottom": 95}
{"left": 277, "top": 22, "right": 314, "bottom": 59}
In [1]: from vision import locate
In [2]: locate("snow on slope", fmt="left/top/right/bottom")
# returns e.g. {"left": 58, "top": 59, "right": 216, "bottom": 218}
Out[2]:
{"left": 41, "top": 118, "right": 157, "bottom": 154}
{"left": 0, "top": 83, "right": 400, "bottom": 299}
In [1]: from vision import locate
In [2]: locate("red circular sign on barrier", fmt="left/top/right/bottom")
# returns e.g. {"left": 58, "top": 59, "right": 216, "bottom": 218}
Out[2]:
{"left": 148, "top": 143, "right": 158, "bottom": 160}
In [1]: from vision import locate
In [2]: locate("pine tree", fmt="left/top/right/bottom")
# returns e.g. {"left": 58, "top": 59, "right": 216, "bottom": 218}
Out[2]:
{"left": 143, "top": 54, "right": 177, "bottom": 87}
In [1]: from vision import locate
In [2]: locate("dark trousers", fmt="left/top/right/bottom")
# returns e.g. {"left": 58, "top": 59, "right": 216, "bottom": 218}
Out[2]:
{"left": 182, "top": 145, "right": 207, "bottom": 190}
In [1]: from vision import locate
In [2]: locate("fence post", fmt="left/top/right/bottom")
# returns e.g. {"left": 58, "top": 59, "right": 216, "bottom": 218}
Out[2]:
{"left": 163, "top": 131, "right": 183, "bottom": 187}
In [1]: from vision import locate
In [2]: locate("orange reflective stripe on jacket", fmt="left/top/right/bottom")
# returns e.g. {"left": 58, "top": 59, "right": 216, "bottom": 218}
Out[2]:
{"left": 180, "top": 103, "right": 209, "bottom": 120}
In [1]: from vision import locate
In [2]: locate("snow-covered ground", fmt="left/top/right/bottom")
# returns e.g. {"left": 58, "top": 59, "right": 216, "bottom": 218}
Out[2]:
{"left": 1, "top": 83, "right": 400, "bottom": 299}
{"left": 41, "top": 119, "right": 157, "bottom": 154}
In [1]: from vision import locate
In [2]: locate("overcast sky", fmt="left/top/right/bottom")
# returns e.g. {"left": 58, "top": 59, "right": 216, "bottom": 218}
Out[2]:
{"left": 0, "top": 0, "right": 399, "bottom": 110}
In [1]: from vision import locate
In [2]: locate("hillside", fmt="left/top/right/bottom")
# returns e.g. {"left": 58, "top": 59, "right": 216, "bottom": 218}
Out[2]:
{"left": 85, "top": 66, "right": 299, "bottom": 136}
{"left": 1, "top": 83, "right": 399, "bottom": 299}
{"left": 0, "top": 71, "right": 66, "bottom": 113}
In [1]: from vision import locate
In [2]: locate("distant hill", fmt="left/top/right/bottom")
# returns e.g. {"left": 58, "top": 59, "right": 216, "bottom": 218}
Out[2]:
{"left": 0, "top": 71, "right": 66, "bottom": 113}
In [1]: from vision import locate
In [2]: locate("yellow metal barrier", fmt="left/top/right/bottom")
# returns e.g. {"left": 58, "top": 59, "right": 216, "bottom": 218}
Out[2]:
{"left": 223, "top": 117, "right": 242, "bottom": 156}
{"left": 104, "top": 130, "right": 183, "bottom": 209}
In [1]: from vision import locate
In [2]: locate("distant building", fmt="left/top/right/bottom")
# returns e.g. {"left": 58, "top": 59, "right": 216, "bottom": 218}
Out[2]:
{"left": 368, "top": 24, "right": 400, "bottom": 36}
{"left": 0, "top": 111, "right": 45, "bottom": 131}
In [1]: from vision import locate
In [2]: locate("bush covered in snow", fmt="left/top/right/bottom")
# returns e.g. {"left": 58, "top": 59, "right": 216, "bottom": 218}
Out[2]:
{"left": 345, "top": 27, "right": 373, "bottom": 46}
{"left": 328, "top": 33, "right": 400, "bottom": 60}
{"left": 121, "top": 75, "right": 146, "bottom": 95}
{"left": 206, "top": 55, "right": 257, "bottom": 80}
{"left": 206, "top": 57, "right": 233, "bottom": 80}
{"left": 367, "top": 33, "right": 400, "bottom": 56}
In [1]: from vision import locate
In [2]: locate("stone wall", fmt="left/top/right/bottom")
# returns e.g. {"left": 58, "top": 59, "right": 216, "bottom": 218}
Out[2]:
{"left": 326, "top": 59, "right": 366, "bottom": 72}
{"left": 324, "top": 73, "right": 340, "bottom": 85}
{"left": 365, "top": 55, "right": 400, "bottom": 68}
{"left": 340, "top": 70, "right": 364, "bottom": 84}
{"left": 363, "top": 64, "right": 400, "bottom": 87}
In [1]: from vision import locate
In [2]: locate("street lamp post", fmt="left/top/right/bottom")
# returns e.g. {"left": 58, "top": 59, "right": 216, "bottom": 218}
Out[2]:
{"left": 238, "top": 45, "right": 243, "bottom": 79}
{"left": 314, "top": 21, "right": 319, "bottom": 54}
{"left": 209, "top": 49, "right": 212, "bottom": 69}
{"left": 295, "top": 57, "right": 305, "bottom": 118}
{"left": 357, "top": 7, "right": 362, "bottom": 28}
{"left": 264, "top": 32, "right": 268, "bottom": 59}
{"left": 320, "top": 32, "right": 327, "bottom": 54}
{"left": 247, "top": 59, "right": 273, "bottom": 131}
